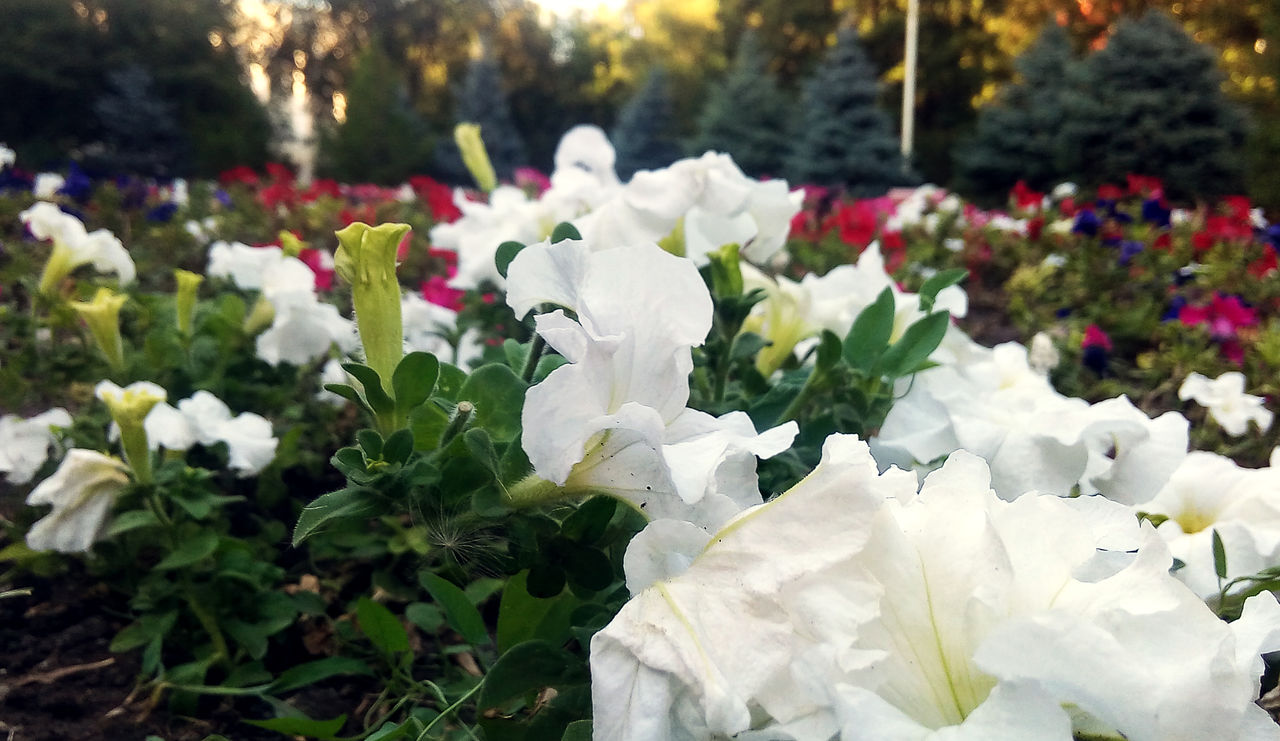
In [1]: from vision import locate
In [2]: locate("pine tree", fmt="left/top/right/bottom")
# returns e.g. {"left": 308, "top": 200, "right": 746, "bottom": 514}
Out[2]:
{"left": 318, "top": 43, "right": 433, "bottom": 183}
{"left": 92, "top": 65, "right": 185, "bottom": 177}
{"left": 785, "top": 29, "right": 913, "bottom": 195}
{"left": 438, "top": 50, "right": 528, "bottom": 183}
{"left": 1058, "top": 9, "right": 1249, "bottom": 200}
{"left": 612, "top": 68, "right": 684, "bottom": 180}
{"left": 692, "top": 31, "right": 793, "bottom": 177}
{"left": 954, "top": 23, "right": 1075, "bottom": 203}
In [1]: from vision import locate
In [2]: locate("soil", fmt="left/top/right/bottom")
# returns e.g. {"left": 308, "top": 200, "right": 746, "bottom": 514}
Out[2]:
{"left": 0, "top": 571, "right": 372, "bottom": 741}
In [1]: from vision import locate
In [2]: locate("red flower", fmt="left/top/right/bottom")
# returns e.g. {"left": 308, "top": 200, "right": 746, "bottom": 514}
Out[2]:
{"left": 515, "top": 167, "right": 551, "bottom": 195}
{"left": 1179, "top": 294, "right": 1257, "bottom": 340}
{"left": 259, "top": 181, "right": 297, "bottom": 210}
{"left": 1027, "top": 216, "right": 1045, "bottom": 242}
{"left": 1125, "top": 174, "right": 1164, "bottom": 199}
{"left": 302, "top": 179, "right": 342, "bottom": 202}
{"left": 298, "top": 248, "right": 335, "bottom": 291}
{"left": 265, "top": 162, "right": 295, "bottom": 184}
{"left": 1011, "top": 180, "right": 1043, "bottom": 211}
{"left": 1152, "top": 232, "right": 1172, "bottom": 251}
{"left": 421, "top": 275, "right": 463, "bottom": 312}
{"left": 834, "top": 200, "right": 879, "bottom": 249}
{"left": 1222, "top": 195, "right": 1252, "bottom": 224}
{"left": 218, "top": 165, "right": 259, "bottom": 187}
{"left": 410, "top": 175, "right": 462, "bottom": 223}
{"left": 1058, "top": 197, "right": 1078, "bottom": 219}
{"left": 1249, "top": 249, "right": 1278, "bottom": 279}
{"left": 1082, "top": 324, "right": 1113, "bottom": 351}
{"left": 1096, "top": 183, "right": 1123, "bottom": 201}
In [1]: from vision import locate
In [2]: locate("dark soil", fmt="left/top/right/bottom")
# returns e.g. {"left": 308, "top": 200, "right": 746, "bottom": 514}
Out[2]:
{"left": 0, "top": 572, "right": 372, "bottom": 741}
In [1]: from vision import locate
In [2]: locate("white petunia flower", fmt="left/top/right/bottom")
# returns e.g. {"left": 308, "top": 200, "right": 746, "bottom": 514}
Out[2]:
{"left": 174, "top": 391, "right": 277, "bottom": 476}
{"left": 1140, "top": 450, "right": 1280, "bottom": 600}
{"left": 0, "top": 408, "right": 73, "bottom": 484}
{"left": 0, "top": 143, "right": 14, "bottom": 168}
{"left": 25, "top": 449, "right": 131, "bottom": 553}
{"left": 207, "top": 241, "right": 284, "bottom": 290}
{"left": 33, "top": 172, "right": 65, "bottom": 199}
{"left": 21, "top": 202, "right": 136, "bottom": 286}
{"left": 1179, "top": 371, "right": 1273, "bottom": 437}
{"left": 594, "top": 435, "right": 1280, "bottom": 741}
{"left": 508, "top": 238, "right": 795, "bottom": 529}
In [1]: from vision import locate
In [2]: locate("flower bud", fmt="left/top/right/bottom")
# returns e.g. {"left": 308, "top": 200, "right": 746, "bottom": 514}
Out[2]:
{"left": 174, "top": 269, "right": 203, "bottom": 336}
{"left": 95, "top": 380, "right": 166, "bottom": 484}
{"left": 454, "top": 123, "right": 497, "bottom": 193}
{"left": 335, "top": 222, "right": 412, "bottom": 393}
{"left": 72, "top": 288, "right": 127, "bottom": 371}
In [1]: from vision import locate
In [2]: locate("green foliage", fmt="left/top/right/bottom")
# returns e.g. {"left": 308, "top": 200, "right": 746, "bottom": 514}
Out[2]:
{"left": 785, "top": 29, "right": 915, "bottom": 196}
{"left": 692, "top": 31, "right": 793, "bottom": 177}
{"left": 1058, "top": 9, "right": 1250, "bottom": 200}
{"left": 612, "top": 67, "right": 684, "bottom": 180}
{"left": 91, "top": 65, "right": 186, "bottom": 177}
{"left": 955, "top": 23, "right": 1077, "bottom": 204}
{"left": 317, "top": 43, "right": 433, "bottom": 184}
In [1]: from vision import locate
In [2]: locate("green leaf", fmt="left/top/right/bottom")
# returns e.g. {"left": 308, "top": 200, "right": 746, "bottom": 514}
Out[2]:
{"left": 268, "top": 657, "right": 374, "bottom": 694}
{"left": 405, "top": 602, "right": 445, "bottom": 633}
{"left": 356, "top": 597, "right": 410, "bottom": 655}
{"left": 562, "top": 720, "right": 593, "bottom": 741}
{"left": 393, "top": 351, "right": 439, "bottom": 413}
{"left": 842, "top": 287, "right": 895, "bottom": 371}
{"left": 342, "top": 363, "right": 394, "bottom": 415}
{"left": 458, "top": 363, "right": 528, "bottom": 442}
{"left": 463, "top": 428, "right": 500, "bottom": 477}
{"left": 408, "top": 402, "right": 450, "bottom": 451}
{"left": 560, "top": 497, "right": 617, "bottom": 545}
{"left": 154, "top": 532, "right": 218, "bottom": 570}
{"left": 382, "top": 429, "right": 414, "bottom": 466}
{"left": 495, "top": 240, "right": 527, "bottom": 279}
{"left": 355, "top": 429, "right": 383, "bottom": 460}
{"left": 879, "top": 311, "right": 950, "bottom": 378}
{"left": 292, "top": 488, "right": 384, "bottom": 546}
{"left": 105, "top": 509, "right": 160, "bottom": 537}
{"left": 419, "top": 572, "right": 489, "bottom": 645}
{"left": 815, "top": 329, "right": 843, "bottom": 372}
{"left": 561, "top": 543, "right": 613, "bottom": 592}
{"left": 434, "top": 363, "right": 468, "bottom": 401}
{"left": 477, "top": 640, "right": 588, "bottom": 713}
{"left": 110, "top": 611, "right": 177, "bottom": 653}
{"left": 729, "top": 332, "right": 769, "bottom": 361}
{"left": 245, "top": 714, "right": 347, "bottom": 740}
{"left": 918, "top": 268, "right": 967, "bottom": 313}
{"left": 497, "top": 571, "right": 580, "bottom": 653}
{"left": 1213, "top": 529, "right": 1228, "bottom": 580}
{"left": 322, "top": 383, "right": 366, "bottom": 410}
{"left": 550, "top": 222, "right": 582, "bottom": 243}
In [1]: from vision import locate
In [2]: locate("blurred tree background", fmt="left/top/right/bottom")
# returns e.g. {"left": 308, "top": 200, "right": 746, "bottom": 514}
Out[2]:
{"left": 0, "top": 0, "right": 1275, "bottom": 209}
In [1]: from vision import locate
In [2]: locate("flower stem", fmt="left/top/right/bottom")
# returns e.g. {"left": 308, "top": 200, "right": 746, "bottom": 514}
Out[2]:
{"left": 503, "top": 474, "right": 566, "bottom": 509}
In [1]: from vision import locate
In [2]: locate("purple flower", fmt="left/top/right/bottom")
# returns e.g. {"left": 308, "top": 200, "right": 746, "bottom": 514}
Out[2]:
{"left": 1119, "top": 240, "right": 1144, "bottom": 265}
{"left": 1141, "top": 198, "right": 1171, "bottom": 228}
{"left": 1162, "top": 295, "right": 1187, "bottom": 322}
{"left": 1072, "top": 208, "right": 1100, "bottom": 236}
{"left": 146, "top": 202, "right": 178, "bottom": 223}
{"left": 58, "top": 163, "right": 92, "bottom": 202}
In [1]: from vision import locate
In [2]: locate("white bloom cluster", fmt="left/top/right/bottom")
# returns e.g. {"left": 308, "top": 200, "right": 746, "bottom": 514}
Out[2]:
{"left": 431, "top": 126, "right": 802, "bottom": 290}
{"left": 507, "top": 238, "right": 796, "bottom": 531}
{"left": 20, "top": 201, "right": 136, "bottom": 285}
{"left": 207, "top": 240, "right": 357, "bottom": 366}
{"left": 25, "top": 449, "right": 131, "bottom": 553}
{"left": 0, "top": 143, "right": 14, "bottom": 168}
{"left": 0, "top": 408, "right": 72, "bottom": 484}
{"left": 594, "top": 436, "right": 1280, "bottom": 741}
{"left": 141, "top": 390, "right": 278, "bottom": 477}
{"left": 1179, "top": 371, "right": 1274, "bottom": 437}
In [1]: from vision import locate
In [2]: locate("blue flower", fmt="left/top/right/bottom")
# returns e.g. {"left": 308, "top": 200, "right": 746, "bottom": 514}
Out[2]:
{"left": 58, "top": 163, "right": 92, "bottom": 202}
{"left": 1141, "top": 198, "right": 1171, "bottom": 228}
{"left": 146, "top": 202, "right": 178, "bottom": 223}
{"left": 1162, "top": 295, "right": 1187, "bottom": 322}
{"left": 1119, "top": 240, "right": 1144, "bottom": 265}
{"left": 1072, "top": 209, "right": 1100, "bottom": 237}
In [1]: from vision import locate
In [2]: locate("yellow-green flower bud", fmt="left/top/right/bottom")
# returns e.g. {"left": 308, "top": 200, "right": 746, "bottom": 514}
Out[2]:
{"left": 454, "top": 123, "right": 497, "bottom": 193}
{"left": 174, "top": 269, "right": 203, "bottom": 336}
{"left": 38, "top": 241, "right": 78, "bottom": 297}
{"left": 335, "top": 222, "right": 411, "bottom": 394}
{"left": 657, "top": 217, "right": 686, "bottom": 258}
{"left": 95, "top": 380, "right": 166, "bottom": 484}
{"left": 242, "top": 295, "right": 275, "bottom": 335}
{"left": 278, "top": 230, "right": 306, "bottom": 258}
{"left": 72, "top": 288, "right": 127, "bottom": 371}
{"left": 707, "top": 242, "right": 744, "bottom": 298}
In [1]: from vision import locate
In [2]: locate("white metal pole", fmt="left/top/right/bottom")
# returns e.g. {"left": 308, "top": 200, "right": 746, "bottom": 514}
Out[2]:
{"left": 901, "top": 0, "right": 919, "bottom": 163}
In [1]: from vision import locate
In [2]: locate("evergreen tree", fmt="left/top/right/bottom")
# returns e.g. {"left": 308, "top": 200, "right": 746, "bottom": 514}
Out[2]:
{"left": 92, "top": 65, "right": 186, "bottom": 177}
{"left": 1058, "top": 9, "right": 1249, "bottom": 200}
{"left": 784, "top": 29, "right": 913, "bottom": 195}
{"left": 692, "top": 31, "right": 793, "bottom": 177}
{"left": 954, "top": 23, "right": 1076, "bottom": 203}
{"left": 437, "top": 50, "right": 527, "bottom": 183}
{"left": 612, "top": 68, "right": 684, "bottom": 180}
{"left": 318, "top": 43, "right": 433, "bottom": 184}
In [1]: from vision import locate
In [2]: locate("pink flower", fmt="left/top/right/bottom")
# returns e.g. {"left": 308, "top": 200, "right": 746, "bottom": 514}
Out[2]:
{"left": 515, "top": 167, "right": 551, "bottom": 195}
{"left": 1082, "top": 324, "right": 1113, "bottom": 351}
